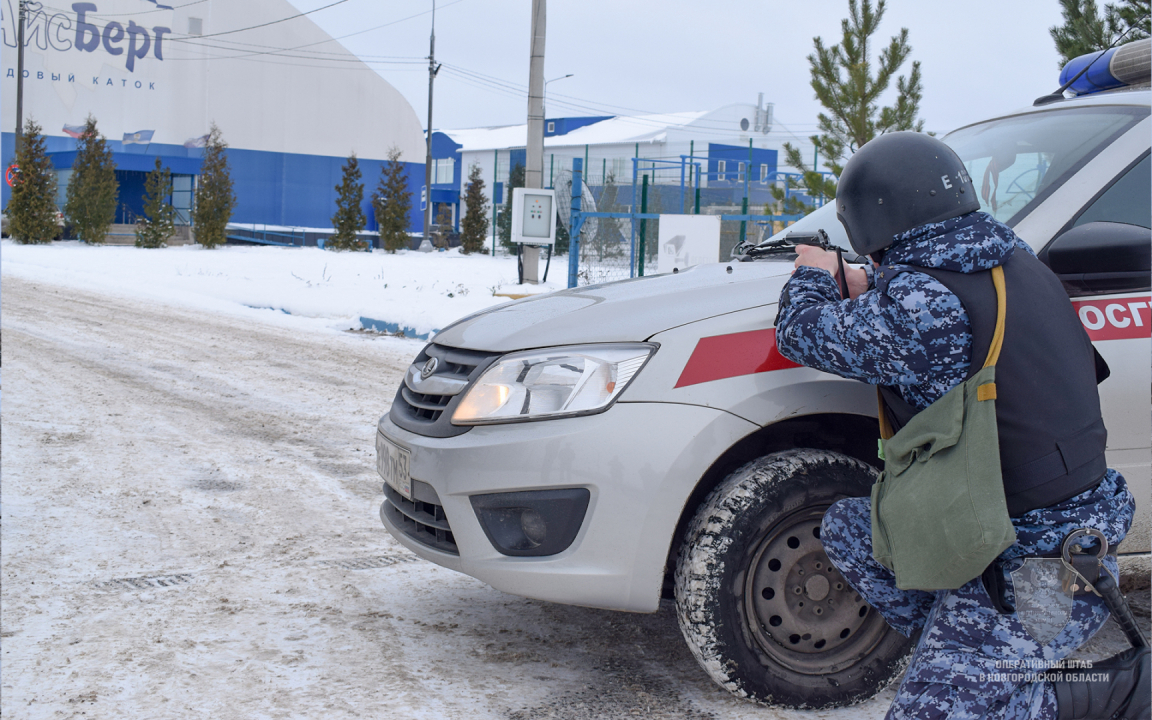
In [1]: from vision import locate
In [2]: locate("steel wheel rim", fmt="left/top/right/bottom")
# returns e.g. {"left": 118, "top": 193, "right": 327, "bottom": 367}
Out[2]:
{"left": 742, "top": 504, "right": 890, "bottom": 675}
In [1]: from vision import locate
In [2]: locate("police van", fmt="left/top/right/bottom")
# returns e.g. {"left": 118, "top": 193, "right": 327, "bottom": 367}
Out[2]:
{"left": 375, "top": 43, "right": 1151, "bottom": 707}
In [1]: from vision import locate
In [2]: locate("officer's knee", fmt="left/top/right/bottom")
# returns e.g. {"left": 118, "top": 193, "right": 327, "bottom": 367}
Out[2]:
{"left": 820, "top": 496, "right": 872, "bottom": 565}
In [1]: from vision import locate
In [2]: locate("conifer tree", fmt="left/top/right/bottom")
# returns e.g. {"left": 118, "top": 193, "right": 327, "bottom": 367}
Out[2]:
{"left": 1051, "top": 0, "right": 1150, "bottom": 66}
{"left": 781, "top": 0, "right": 923, "bottom": 205}
{"left": 8, "top": 119, "right": 59, "bottom": 244}
{"left": 192, "top": 123, "right": 235, "bottom": 249}
{"left": 135, "top": 157, "right": 177, "bottom": 248}
{"left": 373, "top": 146, "right": 412, "bottom": 253}
{"left": 460, "top": 163, "right": 489, "bottom": 254}
{"left": 496, "top": 163, "right": 526, "bottom": 252}
{"left": 63, "top": 115, "right": 118, "bottom": 244}
{"left": 328, "top": 153, "right": 367, "bottom": 251}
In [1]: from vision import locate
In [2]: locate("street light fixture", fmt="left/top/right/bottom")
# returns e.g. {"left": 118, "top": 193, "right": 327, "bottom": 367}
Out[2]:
{"left": 543, "top": 73, "right": 573, "bottom": 123}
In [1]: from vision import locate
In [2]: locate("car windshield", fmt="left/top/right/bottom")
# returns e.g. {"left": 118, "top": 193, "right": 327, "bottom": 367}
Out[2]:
{"left": 758, "top": 104, "right": 1147, "bottom": 251}
{"left": 944, "top": 105, "right": 1146, "bottom": 225}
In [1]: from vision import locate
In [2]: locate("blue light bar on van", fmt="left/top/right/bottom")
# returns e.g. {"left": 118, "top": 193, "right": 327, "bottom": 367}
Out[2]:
{"left": 1060, "top": 38, "right": 1151, "bottom": 96}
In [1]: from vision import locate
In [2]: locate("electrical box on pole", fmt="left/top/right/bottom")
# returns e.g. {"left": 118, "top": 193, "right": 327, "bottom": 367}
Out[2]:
{"left": 511, "top": 188, "right": 557, "bottom": 246}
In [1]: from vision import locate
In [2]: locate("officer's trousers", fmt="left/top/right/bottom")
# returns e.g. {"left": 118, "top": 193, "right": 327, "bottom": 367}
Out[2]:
{"left": 821, "top": 495, "right": 1120, "bottom": 720}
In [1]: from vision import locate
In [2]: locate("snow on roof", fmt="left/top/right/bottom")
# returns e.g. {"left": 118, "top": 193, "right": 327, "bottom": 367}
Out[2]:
{"left": 551, "top": 112, "right": 707, "bottom": 147}
{"left": 441, "top": 111, "right": 711, "bottom": 152}
{"left": 440, "top": 124, "right": 529, "bottom": 152}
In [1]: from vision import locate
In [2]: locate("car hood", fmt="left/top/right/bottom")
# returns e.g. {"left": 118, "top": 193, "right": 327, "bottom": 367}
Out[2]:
{"left": 432, "top": 261, "right": 795, "bottom": 352}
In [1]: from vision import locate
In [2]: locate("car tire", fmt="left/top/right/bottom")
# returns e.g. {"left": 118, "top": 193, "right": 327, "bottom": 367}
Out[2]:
{"left": 674, "top": 448, "right": 915, "bottom": 708}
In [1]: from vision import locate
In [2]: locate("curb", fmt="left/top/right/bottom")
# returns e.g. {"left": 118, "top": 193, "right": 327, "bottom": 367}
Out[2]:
{"left": 359, "top": 316, "right": 438, "bottom": 340}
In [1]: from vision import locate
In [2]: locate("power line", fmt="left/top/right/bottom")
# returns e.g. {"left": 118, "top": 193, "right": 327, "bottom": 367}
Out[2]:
{"left": 440, "top": 64, "right": 787, "bottom": 135}
{"left": 173, "top": 0, "right": 351, "bottom": 40}
{"left": 166, "top": 0, "right": 468, "bottom": 60}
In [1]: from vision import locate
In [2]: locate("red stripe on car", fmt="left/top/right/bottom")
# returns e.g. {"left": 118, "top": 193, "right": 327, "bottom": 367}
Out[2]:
{"left": 675, "top": 328, "right": 801, "bottom": 388}
{"left": 1073, "top": 296, "right": 1152, "bottom": 341}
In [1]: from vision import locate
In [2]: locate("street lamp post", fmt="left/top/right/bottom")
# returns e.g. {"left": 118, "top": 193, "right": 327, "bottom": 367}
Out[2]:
{"left": 15, "top": 0, "right": 27, "bottom": 154}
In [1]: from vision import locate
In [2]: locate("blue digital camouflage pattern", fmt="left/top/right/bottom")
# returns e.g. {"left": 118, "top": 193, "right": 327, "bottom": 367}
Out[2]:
{"left": 775, "top": 211, "right": 1034, "bottom": 410}
{"left": 774, "top": 211, "right": 1136, "bottom": 718}
{"left": 821, "top": 469, "right": 1133, "bottom": 719}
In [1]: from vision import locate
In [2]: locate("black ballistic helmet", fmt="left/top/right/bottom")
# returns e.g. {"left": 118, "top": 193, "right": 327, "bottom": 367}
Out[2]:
{"left": 836, "top": 131, "right": 980, "bottom": 258}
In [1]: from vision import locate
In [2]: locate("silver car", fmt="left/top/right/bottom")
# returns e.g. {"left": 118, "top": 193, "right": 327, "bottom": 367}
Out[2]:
{"left": 376, "top": 86, "right": 1151, "bottom": 707}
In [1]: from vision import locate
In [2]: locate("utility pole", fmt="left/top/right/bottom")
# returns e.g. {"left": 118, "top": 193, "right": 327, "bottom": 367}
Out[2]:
{"left": 522, "top": 0, "right": 546, "bottom": 282}
{"left": 419, "top": 0, "right": 441, "bottom": 253}
{"left": 14, "top": 0, "right": 27, "bottom": 154}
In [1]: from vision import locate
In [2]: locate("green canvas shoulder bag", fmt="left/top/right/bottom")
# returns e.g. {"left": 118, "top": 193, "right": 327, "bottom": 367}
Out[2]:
{"left": 870, "top": 264, "right": 1017, "bottom": 591}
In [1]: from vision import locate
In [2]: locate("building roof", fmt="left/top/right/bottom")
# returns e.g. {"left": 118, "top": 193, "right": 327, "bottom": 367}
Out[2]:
{"left": 441, "top": 111, "right": 712, "bottom": 152}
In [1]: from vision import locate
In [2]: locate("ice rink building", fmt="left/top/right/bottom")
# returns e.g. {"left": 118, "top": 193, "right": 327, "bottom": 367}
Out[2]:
{"left": 1, "top": 0, "right": 426, "bottom": 235}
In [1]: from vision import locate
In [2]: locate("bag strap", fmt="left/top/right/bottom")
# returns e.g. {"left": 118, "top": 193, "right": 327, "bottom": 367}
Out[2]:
{"left": 878, "top": 264, "right": 1007, "bottom": 440}
{"left": 983, "top": 265, "right": 1006, "bottom": 369}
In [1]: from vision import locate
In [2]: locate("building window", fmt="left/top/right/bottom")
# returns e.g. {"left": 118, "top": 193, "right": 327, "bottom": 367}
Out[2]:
{"left": 717, "top": 160, "right": 726, "bottom": 181}
{"left": 495, "top": 155, "right": 508, "bottom": 187}
{"left": 172, "top": 175, "right": 194, "bottom": 224}
{"left": 547, "top": 121, "right": 555, "bottom": 133}
{"left": 738, "top": 162, "right": 745, "bottom": 181}
{"left": 760, "top": 164, "right": 770, "bottom": 183}
{"left": 433, "top": 158, "right": 455, "bottom": 185}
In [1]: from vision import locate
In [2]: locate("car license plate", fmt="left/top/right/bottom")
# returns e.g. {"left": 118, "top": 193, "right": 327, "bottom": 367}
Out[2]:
{"left": 376, "top": 433, "right": 412, "bottom": 500}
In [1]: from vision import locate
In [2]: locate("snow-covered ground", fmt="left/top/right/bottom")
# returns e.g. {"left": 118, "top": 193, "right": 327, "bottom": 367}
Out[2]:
{"left": 1, "top": 242, "right": 1146, "bottom": 719}
{"left": 1, "top": 240, "right": 564, "bottom": 338}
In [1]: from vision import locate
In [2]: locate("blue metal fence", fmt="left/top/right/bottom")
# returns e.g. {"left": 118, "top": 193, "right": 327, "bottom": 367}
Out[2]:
{"left": 566, "top": 158, "right": 807, "bottom": 289}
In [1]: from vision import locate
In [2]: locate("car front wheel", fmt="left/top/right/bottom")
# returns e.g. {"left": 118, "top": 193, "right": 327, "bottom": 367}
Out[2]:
{"left": 674, "top": 449, "right": 915, "bottom": 708}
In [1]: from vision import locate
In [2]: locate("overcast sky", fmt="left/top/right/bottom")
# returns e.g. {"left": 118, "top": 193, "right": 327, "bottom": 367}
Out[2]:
{"left": 292, "top": 0, "right": 1070, "bottom": 152}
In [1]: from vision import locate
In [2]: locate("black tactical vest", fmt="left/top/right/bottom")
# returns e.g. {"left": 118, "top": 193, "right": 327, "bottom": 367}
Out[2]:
{"left": 875, "top": 251, "right": 1107, "bottom": 517}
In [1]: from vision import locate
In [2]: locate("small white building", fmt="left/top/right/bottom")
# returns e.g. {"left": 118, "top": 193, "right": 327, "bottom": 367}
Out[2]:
{"left": 428, "top": 99, "right": 821, "bottom": 232}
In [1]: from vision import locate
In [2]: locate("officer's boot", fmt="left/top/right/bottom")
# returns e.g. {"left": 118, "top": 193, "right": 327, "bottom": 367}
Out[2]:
{"left": 1054, "top": 646, "right": 1150, "bottom": 719}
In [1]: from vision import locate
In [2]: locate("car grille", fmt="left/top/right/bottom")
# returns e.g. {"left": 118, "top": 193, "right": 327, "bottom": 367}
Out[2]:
{"left": 390, "top": 344, "right": 500, "bottom": 438}
{"left": 381, "top": 480, "right": 458, "bottom": 555}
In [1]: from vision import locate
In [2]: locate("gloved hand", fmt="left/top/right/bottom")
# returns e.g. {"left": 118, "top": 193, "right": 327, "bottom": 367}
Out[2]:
{"left": 794, "top": 245, "right": 870, "bottom": 299}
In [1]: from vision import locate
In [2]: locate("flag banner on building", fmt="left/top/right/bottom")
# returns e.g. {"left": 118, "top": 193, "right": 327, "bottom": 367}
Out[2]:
{"left": 183, "top": 134, "right": 209, "bottom": 149}
{"left": 123, "top": 130, "right": 155, "bottom": 145}
{"left": 62, "top": 124, "right": 86, "bottom": 138}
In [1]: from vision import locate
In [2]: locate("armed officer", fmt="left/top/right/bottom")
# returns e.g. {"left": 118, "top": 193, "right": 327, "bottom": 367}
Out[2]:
{"left": 774, "top": 132, "right": 1146, "bottom": 719}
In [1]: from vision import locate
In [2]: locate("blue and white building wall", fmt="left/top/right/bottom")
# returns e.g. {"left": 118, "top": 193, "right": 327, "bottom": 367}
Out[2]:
{"left": 1, "top": 0, "right": 427, "bottom": 231}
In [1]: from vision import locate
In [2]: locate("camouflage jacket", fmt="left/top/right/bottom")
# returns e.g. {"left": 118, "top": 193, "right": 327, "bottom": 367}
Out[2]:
{"left": 775, "top": 211, "right": 1034, "bottom": 411}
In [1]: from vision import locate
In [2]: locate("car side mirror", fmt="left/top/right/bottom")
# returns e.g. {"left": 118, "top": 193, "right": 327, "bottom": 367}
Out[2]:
{"left": 1044, "top": 221, "right": 1150, "bottom": 297}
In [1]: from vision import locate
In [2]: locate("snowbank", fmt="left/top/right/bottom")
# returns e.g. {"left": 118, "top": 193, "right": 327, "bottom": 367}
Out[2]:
{"left": 1, "top": 240, "right": 565, "bottom": 337}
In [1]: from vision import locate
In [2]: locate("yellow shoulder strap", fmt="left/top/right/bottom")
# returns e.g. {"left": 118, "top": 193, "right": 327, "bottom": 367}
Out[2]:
{"left": 983, "top": 265, "right": 1006, "bottom": 369}
{"left": 878, "top": 264, "right": 1006, "bottom": 438}
{"left": 877, "top": 388, "right": 895, "bottom": 440}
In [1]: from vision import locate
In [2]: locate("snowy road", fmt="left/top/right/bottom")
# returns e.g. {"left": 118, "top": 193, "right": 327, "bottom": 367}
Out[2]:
{"left": 1, "top": 276, "right": 904, "bottom": 719}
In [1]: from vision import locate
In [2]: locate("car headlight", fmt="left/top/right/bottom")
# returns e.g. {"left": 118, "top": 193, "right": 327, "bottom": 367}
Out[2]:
{"left": 451, "top": 343, "right": 657, "bottom": 425}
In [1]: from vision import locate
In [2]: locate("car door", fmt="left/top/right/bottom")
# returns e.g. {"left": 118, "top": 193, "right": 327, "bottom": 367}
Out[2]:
{"left": 1041, "top": 152, "right": 1152, "bottom": 553}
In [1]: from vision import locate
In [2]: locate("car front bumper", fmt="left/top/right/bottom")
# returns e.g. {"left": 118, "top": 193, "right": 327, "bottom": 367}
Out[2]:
{"left": 377, "top": 402, "right": 757, "bottom": 612}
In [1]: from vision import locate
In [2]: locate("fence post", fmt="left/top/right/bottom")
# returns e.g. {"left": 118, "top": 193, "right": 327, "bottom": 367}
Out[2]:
{"left": 695, "top": 165, "right": 701, "bottom": 214}
{"left": 630, "top": 156, "right": 638, "bottom": 277}
{"left": 740, "top": 138, "right": 751, "bottom": 245}
{"left": 568, "top": 157, "right": 582, "bottom": 289}
{"left": 638, "top": 174, "right": 649, "bottom": 277}
{"left": 492, "top": 149, "right": 498, "bottom": 256}
{"left": 679, "top": 157, "right": 686, "bottom": 213}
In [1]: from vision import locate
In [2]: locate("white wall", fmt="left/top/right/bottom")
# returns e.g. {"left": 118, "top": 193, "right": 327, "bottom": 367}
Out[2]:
{"left": 1, "top": 0, "right": 425, "bottom": 161}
